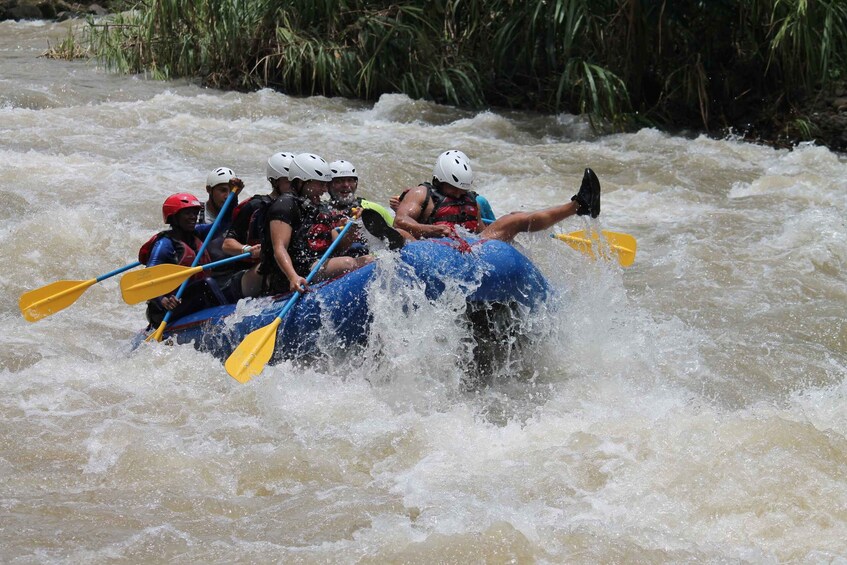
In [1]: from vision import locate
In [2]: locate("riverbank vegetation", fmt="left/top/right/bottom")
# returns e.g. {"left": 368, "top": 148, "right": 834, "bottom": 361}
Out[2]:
{"left": 72, "top": 0, "right": 847, "bottom": 148}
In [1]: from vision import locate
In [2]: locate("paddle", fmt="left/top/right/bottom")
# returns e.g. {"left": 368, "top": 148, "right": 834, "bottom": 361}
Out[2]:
{"left": 19, "top": 261, "right": 142, "bottom": 322}
{"left": 146, "top": 184, "right": 241, "bottom": 342}
{"left": 480, "top": 217, "right": 635, "bottom": 266}
{"left": 120, "top": 250, "right": 252, "bottom": 305}
{"left": 225, "top": 220, "right": 356, "bottom": 384}
{"left": 553, "top": 230, "right": 637, "bottom": 267}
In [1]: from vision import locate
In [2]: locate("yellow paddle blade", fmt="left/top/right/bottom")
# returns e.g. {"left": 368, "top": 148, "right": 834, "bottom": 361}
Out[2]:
{"left": 225, "top": 318, "right": 282, "bottom": 383}
{"left": 145, "top": 320, "right": 168, "bottom": 343}
{"left": 120, "top": 264, "right": 202, "bottom": 305}
{"left": 19, "top": 279, "right": 97, "bottom": 322}
{"left": 555, "top": 230, "right": 637, "bottom": 267}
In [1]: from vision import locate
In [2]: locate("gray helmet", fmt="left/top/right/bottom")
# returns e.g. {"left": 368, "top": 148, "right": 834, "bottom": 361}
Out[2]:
{"left": 266, "top": 152, "right": 295, "bottom": 181}
{"left": 288, "top": 153, "right": 332, "bottom": 182}
{"left": 432, "top": 151, "right": 473, "bottom": 189}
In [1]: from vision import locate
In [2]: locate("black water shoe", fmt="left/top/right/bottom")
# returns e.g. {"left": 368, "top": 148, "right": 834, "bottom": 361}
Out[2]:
{"left": 571, "top": 167, "right": 601, "bottom": 218}
{"left": 361, "top": 208, "right": 406, "bottom": 250}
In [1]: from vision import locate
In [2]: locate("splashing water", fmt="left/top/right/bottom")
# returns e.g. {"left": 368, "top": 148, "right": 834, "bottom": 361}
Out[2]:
{"left": 1, "top": 20, "right": 846, "bottom": 563}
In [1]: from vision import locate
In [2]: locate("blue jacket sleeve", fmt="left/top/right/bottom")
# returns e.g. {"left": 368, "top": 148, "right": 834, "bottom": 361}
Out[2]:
{"left": 476, "top": 195, "right": 496, "bottom": 223}
{"left": 195, "top": 223, "right": 213, "bottom": 239}
{"left": 147, "top": 238, "right": 178, "bottom": 268}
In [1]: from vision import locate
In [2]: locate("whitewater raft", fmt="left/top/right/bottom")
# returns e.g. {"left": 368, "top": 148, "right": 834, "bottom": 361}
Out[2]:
{"left": 141, "top": 237, "right": 551, "bottom": 363}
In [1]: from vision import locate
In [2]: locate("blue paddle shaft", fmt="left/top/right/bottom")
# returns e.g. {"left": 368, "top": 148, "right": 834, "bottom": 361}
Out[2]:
{"left": 199, "top": 251, "right": 251, "bottom": 271}
{"left": 95, "top": 261, "right": 142, "bottom": 282}
{"left": 165, "top": 189, "right": 239, "bottom": 317}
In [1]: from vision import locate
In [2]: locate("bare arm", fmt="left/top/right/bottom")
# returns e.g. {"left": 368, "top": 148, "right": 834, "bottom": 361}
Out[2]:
{"left": 269, "top": 219, "right": 307, "bottom": 292}
{"left": 393, "top": 185, "right": 453, "bottom": 238}
{"left": 222, "top": 236, "right": 261, "bottom": 260}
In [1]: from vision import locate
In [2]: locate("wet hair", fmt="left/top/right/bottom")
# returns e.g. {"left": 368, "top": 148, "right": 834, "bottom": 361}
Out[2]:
{"left": 290, "top": 178, "right": 305, "bottom": 197}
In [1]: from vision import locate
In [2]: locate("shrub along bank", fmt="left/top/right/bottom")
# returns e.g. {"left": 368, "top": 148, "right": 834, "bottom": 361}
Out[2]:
{"left": 53, "top": 0, "right": 847, "bottom": 151}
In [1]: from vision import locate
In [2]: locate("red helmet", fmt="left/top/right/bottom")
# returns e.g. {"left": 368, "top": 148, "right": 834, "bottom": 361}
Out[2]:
{"left": 162, "top": 193, "right": 202, "bottom": 223}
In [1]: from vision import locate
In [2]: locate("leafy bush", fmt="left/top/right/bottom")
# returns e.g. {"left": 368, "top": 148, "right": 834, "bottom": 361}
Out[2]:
{"left": 83, "top": 0, "right": 847, "bottom": 137}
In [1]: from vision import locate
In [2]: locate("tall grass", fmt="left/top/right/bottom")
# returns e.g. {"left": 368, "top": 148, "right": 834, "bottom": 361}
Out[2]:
{"left": 84, "top": 0, "right": 847, "bottom": 137}
{"left": 44, "top": 25, "right": 90, "bottom": 60}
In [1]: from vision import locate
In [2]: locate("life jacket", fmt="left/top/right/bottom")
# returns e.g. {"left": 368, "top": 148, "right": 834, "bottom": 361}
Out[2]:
{"left": 138, "top": 230, "right": 210, "bottom": 282}
{"left": 299, "top": 206, "right": 336, "bottom": 254}
{"left": 280, "top": 200, "right": 339, "bottom": 273}
{"left": 399, "top": 182, "right": 480, "bottom": 232}
{"left": 228, "top": 194, "right": 273, "bottom": 267}
{"left": 328, "top": 197, "right": 368, "bottom": 255}
{"left": 232, "top": 194, "right": 273, "bottom": 247}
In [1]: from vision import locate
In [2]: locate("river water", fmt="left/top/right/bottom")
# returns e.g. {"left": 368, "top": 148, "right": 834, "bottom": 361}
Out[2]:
{"left": 2, "top": 20, "right": 846, "bottom": 564}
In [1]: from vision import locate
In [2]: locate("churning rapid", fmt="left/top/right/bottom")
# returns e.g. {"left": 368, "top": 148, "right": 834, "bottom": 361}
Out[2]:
{"left": 2, "top": 20, "right": 846, "bottom": 563}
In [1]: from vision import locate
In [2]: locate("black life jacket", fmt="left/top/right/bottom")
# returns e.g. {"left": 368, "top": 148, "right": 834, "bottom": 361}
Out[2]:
{"left": 281, "top": 198, "right": 338, "bottom": 272}
{"left": 226, "top": 194, "right": 274, "bottom": 268}
{"left": 328, "top": 196, "right": 368, "bottom": 253}
{"left": 231, "top": 194, "right": 273, "bottom": 247}
{"left": 296, "top": 203, "right": 336, "bottom": 255}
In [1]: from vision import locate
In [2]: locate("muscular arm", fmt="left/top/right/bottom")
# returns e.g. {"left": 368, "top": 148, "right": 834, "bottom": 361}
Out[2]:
{"left": 393, "top": 185, "right": 452, "bottom": 239}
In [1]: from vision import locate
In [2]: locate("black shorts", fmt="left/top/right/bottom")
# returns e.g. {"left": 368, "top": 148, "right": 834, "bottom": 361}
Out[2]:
{"left": 214, "top": 269, "right": 246, "bottom": 303}
{"left": 145, "top": 278, "right": 228, "bottom": 326}
{"left": 262, "top": 270, "right": 290, "bottom": 296}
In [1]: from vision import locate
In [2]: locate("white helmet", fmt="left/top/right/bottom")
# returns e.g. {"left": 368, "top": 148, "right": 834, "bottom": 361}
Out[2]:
{"left": 266, "top": 152, "right": 295, "bottom": 181}
{"left": 329, "top": 160, "right": 357, "bottom": 179}
{"left": 288, "top": 153, "right": 332, "bottom": 182}
{"left": 440, "top": 149, "right": 469, "bottom": 163}
{"left": 432, "top": 151, "right": 473, "bottom": 189}
{"left": 206, "top": 166, "right": 236, "bottom": 188}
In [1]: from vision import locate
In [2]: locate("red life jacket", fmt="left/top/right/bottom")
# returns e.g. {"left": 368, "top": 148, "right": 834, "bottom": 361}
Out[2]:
{"left": 399, "top": 182, "right": 480, "bottom": 233}
{"left": 138, "top": 230, "right": 210, "bottom": 282}
{"left": 302, "top": 210, "right": 336, "bottom": 253}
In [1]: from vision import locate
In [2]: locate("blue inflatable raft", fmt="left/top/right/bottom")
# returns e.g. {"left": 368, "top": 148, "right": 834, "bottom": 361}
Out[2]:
{"left": 142, "top": 237, "right": 551, "bottom": 364}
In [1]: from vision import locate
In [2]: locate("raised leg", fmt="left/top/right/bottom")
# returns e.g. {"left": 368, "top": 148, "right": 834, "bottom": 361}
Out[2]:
{"left": 480, "top": 168, "right": 600, "bottom": 243}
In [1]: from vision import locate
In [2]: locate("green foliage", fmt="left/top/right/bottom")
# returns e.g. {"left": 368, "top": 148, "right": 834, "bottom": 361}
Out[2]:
{"left": 783, "top": 115, "right": 818, "bottom": 141}
{"left": 84, "top": 0, "right": 847, "bottom": 135}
